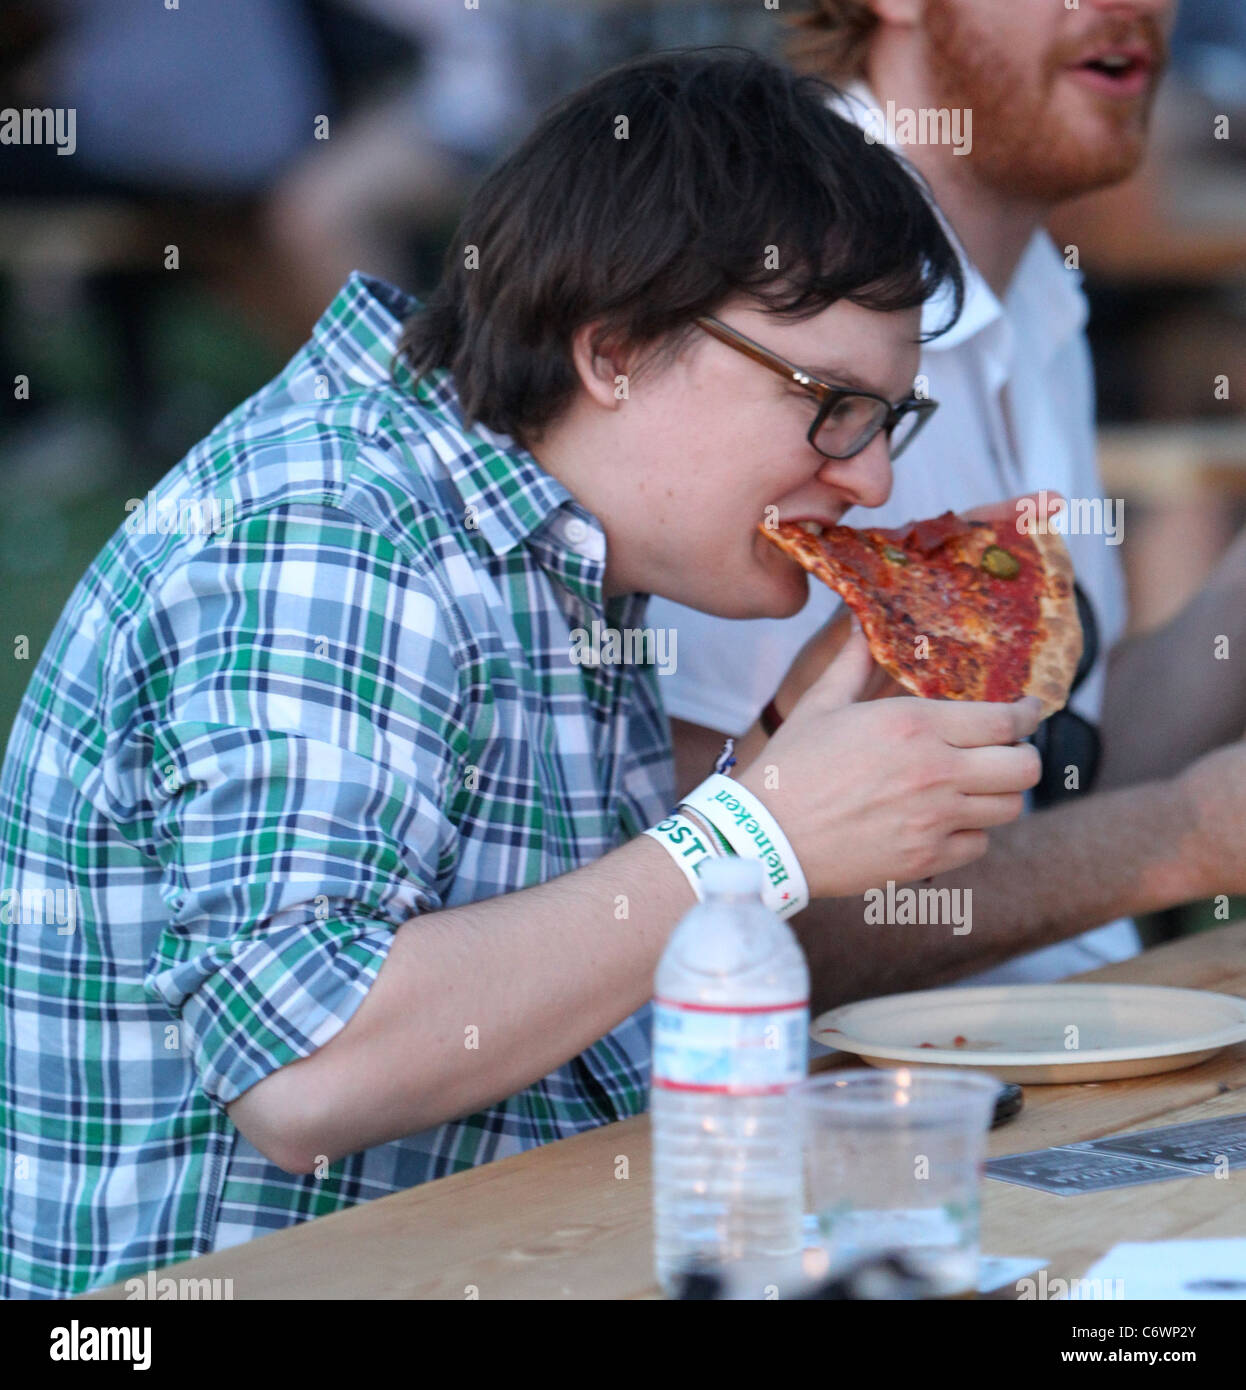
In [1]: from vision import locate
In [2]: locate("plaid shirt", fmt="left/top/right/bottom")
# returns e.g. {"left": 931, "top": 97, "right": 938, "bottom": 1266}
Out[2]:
{"left": 0, "top": 273, "right": 673, "bottom": 1298}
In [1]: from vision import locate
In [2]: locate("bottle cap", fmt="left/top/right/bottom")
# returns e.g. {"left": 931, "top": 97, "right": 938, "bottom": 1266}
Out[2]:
{"left": 696, "top": 856, "right": 764, "bottom": 897}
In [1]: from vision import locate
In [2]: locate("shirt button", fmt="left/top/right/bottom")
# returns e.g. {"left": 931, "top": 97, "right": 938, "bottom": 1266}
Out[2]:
{"left": 563, "top": 517, "right": 590, "bottom": 547}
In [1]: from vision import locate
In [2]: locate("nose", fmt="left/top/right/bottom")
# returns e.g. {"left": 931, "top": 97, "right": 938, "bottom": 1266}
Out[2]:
{"left": 817, "top": 432, "right": 893, "bottom": 511}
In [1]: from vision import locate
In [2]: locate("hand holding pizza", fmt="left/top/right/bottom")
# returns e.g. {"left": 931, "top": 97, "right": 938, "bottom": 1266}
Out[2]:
{"left": 736, "top": 627, "right": 1044, "bottom": 897}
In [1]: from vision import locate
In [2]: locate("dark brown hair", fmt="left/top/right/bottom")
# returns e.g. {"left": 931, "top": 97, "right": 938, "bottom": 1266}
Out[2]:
{"left": 399, "top": 47, "right": 959, "bottom": 444}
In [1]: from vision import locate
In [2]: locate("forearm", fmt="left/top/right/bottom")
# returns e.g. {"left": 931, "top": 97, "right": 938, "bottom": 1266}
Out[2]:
{"left": 1099, "top": 558, "right": 1246, "bottom": 787}
{"left": 228, "top": 836, "right": 692, "bottom": 1170}
{"left": 793, "top": 774, "right": 1205, "bottom": 1011}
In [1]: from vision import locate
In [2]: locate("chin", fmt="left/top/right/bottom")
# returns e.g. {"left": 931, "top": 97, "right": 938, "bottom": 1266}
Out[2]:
{"left": 762, "top": 585, "right": 809, "bottom": 620}
{"left": 666, "top": 539, "right": 810, "bottom": 619}
{"left": 1042, "top": 104, "right": 1151, "bottom": 192}
{"left": 732, "top": 572, "right": 809, "bottom": 621}
{"left": 673, "top": 575, "right": 805, "bottom": 621}
{"left": 975, "top": 124, "right": 1146, "bottom": 203}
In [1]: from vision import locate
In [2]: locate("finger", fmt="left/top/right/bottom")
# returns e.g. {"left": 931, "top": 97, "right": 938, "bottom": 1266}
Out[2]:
{"left": 930, "top": 696, "right": 1044, "bottom": 748}
{"left": 964, "top": 491, "right": 1066, "bottom": 532}
{"left": 775, "top": 607, "right": 859, "bottom": 715}
{"left": 808, "top": 624, "right": 876, "bottom": 710}
{"left": 864, "top": 670, "right": 907, "bottom": 701}
{"left": 952, "top": 743, "right": 1043, "bottom": 794}
{"left": 803, "top": 606, "right": 855, "bottom": 673}
{"left": 926, "top": 829, "right": 989, "bottom": 878}
{"left": 953, "top": 791, "right": 1027, "bottom": 831}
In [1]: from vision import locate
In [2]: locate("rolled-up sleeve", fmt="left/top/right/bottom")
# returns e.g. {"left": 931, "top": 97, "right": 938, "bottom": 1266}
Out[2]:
{"left": 107, "top": 503, "right": 470, "bottom": 1105}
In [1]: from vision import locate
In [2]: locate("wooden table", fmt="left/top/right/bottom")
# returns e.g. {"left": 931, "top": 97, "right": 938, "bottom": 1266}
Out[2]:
{"left": 86, "top": 924, "right": 1246, "bottom": 1300}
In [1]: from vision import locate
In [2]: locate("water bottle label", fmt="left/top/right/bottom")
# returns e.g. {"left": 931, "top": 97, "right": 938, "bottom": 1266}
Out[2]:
{"left": 651, "top": 998, "right": 809, "bottom": 1094}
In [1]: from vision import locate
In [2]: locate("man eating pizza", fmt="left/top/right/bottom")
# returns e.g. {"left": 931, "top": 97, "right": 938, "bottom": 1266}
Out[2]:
{"left": 0, "top": 50, "right": 1046, "bottom": 1296}
{"left": 653, "top": 0, "right": 1246, "bottom": 991}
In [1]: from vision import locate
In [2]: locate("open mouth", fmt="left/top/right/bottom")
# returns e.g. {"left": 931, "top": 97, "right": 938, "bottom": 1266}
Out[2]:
{"left": 763, "top": 510, "right": 847, "bottom": 547}
{"left": 1069, "top": 49, "right": 1153, "bottom": 97}
{"left": 767, "top": 518, "right": 834, "bottom": 539}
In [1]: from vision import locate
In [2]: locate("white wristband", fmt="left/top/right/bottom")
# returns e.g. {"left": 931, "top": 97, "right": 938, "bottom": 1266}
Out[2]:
{"left": 680, "top": 773, "right": 809, "bottom": 919}
{"left": 643, "top": 812, "right": 719, "bottom": 899}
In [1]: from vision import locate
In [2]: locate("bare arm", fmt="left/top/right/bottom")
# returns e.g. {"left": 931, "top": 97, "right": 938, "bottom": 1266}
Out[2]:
{"left": 790, "top": 776, "right": 1204, "bottom": 1011}
{"left": 674, "top": 714, "right": 1225, "bottom": 1013}
{"left": 1098, "top": 532, "right": 1246, "bottom": 787}
{"left": 228, "top": 835, "right": 692, "bottom": 1173}
{"left": 230, "top": 636, "right": 1041, "bottom": 1173}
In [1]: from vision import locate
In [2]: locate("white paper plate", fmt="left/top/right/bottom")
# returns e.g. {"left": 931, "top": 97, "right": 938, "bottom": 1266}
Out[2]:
{"left": 811, "top": 984, "right": 1246, "bottom": 1083}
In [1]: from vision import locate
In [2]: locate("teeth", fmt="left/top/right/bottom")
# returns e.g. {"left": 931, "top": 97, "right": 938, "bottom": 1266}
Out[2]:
{"left": 1099, "top": 54, "right": 1130, "bottom": 69}
{"left": 799, "top": 521, "right": 824, "bottom": 536}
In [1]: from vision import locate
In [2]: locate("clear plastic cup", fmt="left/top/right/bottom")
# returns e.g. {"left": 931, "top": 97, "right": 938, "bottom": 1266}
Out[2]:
{"left": 797, "top": 1068, "right": 1002, "bottom": 1297}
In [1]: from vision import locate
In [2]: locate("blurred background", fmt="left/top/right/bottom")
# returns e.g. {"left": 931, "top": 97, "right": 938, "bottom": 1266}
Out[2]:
{"left": 1, "top": 0, "right": 1244, "bottom": 941}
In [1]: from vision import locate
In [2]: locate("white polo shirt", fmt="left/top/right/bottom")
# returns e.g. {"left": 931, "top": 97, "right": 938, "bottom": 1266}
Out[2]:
{"left": 649, "top": 98, "right": 1137, "bottom": 981}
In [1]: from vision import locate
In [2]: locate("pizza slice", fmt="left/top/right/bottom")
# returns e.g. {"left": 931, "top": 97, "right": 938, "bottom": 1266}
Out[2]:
{"left": 760, "top": 503, "right": 1082, "bottom": 717}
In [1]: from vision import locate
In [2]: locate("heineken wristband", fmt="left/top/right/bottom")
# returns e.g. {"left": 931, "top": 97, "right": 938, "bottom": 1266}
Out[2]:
{"left": 643, "top": 812, "right": 720, "bottom": 899}
{"left": 679, "top": 773, "right": 809, "bottom": 919}
{"left": 677, "top": 802, "right": 734, "bottom": 857}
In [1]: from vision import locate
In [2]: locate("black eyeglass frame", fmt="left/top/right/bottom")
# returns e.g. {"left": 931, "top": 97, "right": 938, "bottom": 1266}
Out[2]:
{"left": 695, "top": 315, "right": 938, "bottom": 461}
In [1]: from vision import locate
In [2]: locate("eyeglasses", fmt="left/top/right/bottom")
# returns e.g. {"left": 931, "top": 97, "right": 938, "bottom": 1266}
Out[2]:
{"left": 695, "top": 315, "right": 938, "bottom": 461}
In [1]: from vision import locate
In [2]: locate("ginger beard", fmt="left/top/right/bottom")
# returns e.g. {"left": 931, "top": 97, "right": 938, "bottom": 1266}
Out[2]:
{"left": 923, "top": 1, "right": 1168, "bottom": 204}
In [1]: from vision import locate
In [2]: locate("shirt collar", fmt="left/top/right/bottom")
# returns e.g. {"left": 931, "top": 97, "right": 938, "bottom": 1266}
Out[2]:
{"left": 308, "top": 270, "right": 422, "bottom": 393}
{"left": 832, "top": 83, "right": 1087, "bottom": 365}
{"left": 309, "top": 272, "right": 590, "bottom": 563}
{"left": 1004, "top": 231, "right": 1090, "bottom": 367}
{"left": 413, "top": 373, "right": 576, "bottom": 560}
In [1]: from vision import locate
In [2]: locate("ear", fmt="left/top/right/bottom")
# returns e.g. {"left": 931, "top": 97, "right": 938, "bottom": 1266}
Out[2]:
{"left": 569, "top": 322, "right": 629, "bottom": 410}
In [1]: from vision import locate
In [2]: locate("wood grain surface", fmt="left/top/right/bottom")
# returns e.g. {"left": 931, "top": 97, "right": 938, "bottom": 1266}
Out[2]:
{"left": 83, "top": 923, "right": 1246, "bottom": 1300}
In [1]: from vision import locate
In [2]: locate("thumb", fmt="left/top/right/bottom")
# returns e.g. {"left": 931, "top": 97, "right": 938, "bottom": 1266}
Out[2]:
{"left": 808, "top": 621, "right": 876, "bottom": 710}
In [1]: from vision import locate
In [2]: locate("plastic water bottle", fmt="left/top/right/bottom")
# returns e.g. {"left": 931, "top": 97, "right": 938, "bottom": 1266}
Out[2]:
{"left": 651, "top": 856, "right": 810, "bottom": 1298}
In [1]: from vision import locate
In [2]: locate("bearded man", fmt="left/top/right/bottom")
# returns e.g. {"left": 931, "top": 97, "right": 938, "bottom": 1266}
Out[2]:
{"left": 653, "top": 0, "right": 1246, "bottom": 988}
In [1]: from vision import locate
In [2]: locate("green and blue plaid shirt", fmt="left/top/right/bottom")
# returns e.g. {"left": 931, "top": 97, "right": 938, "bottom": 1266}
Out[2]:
{"left": 0, "top": 273, "right": 673, "bottom": 1297}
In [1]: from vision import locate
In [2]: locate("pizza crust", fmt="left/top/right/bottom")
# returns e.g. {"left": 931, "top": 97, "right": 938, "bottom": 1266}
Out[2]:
{"left": 1026, "top": 528, "right": 1083, "bottom": 719}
